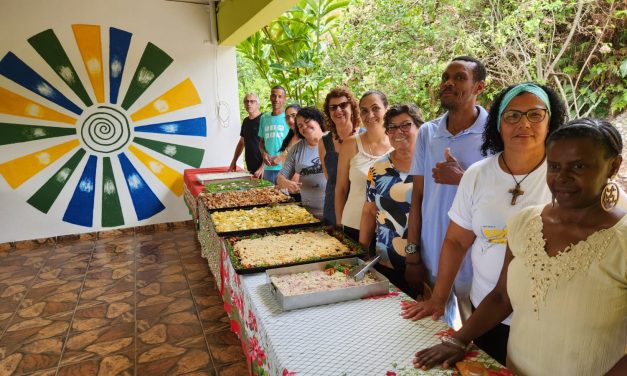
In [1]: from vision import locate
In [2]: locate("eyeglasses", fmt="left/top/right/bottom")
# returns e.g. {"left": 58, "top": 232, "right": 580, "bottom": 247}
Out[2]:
{"left": 243, "top": 99, "right": 257, "bottom": 104}
{"left": 501, "top": 108, "right": 548, "bottom": 124}
{"left": 386, "top": 121, "right": 414, "bottom": 134}
{"left": 329, "top": 101, "right": 350, "bottom": 112}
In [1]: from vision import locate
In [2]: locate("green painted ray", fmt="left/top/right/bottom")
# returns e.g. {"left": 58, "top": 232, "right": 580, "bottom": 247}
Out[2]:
{"left": 133, "top": 137, "right": 204, "bottom": 167}
{"left": 101, "top": 157, "right": 124, "bottom": 227}
{"left": 121, "top": 43, "right": 173, "bottom": 110}
{"left": 28, "top": 29, "right": 93, "bottom": 106}
{"left": 27, "top": 148, "right": 86, "bottom": 213}
{"left": 0, "top": 123, "right": 76, "bottom": 145}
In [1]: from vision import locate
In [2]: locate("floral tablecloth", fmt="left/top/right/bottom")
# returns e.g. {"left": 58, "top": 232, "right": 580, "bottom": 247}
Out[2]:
{"left": 218, "top": 244, "right": 511, "bottom": 376}
{"left": 197, "top": 201, "right": 222, "bottom": 281}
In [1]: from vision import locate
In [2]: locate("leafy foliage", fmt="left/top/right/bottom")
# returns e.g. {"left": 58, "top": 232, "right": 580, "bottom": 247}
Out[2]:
{"left": 237, "top": 0, "right": 626, "bottom": 120}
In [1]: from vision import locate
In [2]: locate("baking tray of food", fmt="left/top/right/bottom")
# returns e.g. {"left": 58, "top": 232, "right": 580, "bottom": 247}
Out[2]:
{"left": 224, "top": 226, "right": 366, "bottom": 274}
{"left": 198, "top": 186, "right": 293, "bottom": 211}
{"left": 208, "top": 203, "right": 321, "bottom": 237}
{"left": 196, "top": 171, "right": 252, "bottom": 184}
{"left": 266, "top": 257, "right": 390, "bottom": 311}
{"left": 203, "top": 178, "right": 273, "bottom": 194}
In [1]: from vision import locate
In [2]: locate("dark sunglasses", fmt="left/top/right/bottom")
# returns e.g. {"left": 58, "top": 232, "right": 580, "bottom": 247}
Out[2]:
{"left": 329, "top": 101, "right": 350, "bottom": 112}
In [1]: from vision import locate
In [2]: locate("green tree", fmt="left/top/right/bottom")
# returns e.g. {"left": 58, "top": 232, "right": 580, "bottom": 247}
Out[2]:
{"left": 237, "top": 0, "right": 350, "bottom": 107}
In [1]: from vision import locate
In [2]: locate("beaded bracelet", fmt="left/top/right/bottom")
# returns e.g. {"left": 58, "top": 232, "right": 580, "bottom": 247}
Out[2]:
{"left": 440, "top": 335, "right": 471, "bottom": 352}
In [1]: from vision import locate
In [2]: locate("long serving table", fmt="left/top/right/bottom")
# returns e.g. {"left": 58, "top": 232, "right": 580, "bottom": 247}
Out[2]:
{"left": 193, "top": 203, "right": 511, "bottom": 376}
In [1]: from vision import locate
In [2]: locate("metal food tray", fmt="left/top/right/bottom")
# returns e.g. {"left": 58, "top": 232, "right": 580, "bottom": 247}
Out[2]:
{"left": 203, "top": 178, "right": 273, "bottom": 194}
{"left": 225, "top": 227, "right": 366, "bottom": 274}
{"left": 196, "top": 172, "right": 252, "bottom": 184}
{"left": 201, "top": 188, "right": 293, "bottom": 212}
{"left": 208, "top": 203, "right": 321, "bottom": 237}
{"left": 266, "top": 257, "right": 390, "bottom": 311}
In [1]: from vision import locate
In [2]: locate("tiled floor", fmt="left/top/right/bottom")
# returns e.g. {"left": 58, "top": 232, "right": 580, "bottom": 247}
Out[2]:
{"left": 0, "top": 225, "right": 247, "bottom": 376}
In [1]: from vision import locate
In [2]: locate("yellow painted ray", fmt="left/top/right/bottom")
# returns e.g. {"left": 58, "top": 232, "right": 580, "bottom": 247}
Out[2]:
{"left": 0, "top": 139, "right": 80, "bottom": 188}
{"left": 130, "top": 78, "right": 200, "bottom": 122}
{"left": 72, "top": 24, "right": 104, "bottom": 103}
{"left": 127, "top": 144, "right": 183, "bottom": 196}
{"left": 0, "top": 87, "right": 76, "bottom": 124}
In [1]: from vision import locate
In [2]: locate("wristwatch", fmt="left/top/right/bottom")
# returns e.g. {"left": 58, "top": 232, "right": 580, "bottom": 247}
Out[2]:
{"left": 405, "top": 243, "right": 419, "bottom": 255}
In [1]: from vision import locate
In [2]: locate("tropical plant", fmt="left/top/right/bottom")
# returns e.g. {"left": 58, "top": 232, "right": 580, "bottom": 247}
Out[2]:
{"left": 237, "top": 0, "right": 350, "bottom": 107}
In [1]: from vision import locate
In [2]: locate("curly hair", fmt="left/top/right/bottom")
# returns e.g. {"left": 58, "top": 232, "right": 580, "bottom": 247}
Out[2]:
{"left": 293, "top": 107, "right": 327, "bottom": 139}
{"left": 383, "top": 104, "right": 425, "bottom": 130}
{"left": 547, "top": 117, "right": 623, "bottom": 158}
{"left": 323, "top": 87, "right": 361, "bottom": 139}
{"left": 481, "top": 83, "right": 567, "bottom": 156}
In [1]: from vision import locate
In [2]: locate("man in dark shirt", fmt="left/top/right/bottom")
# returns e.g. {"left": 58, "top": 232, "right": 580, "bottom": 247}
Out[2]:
{"left": 229, "top": 93, "right": 264, "bottom": 177}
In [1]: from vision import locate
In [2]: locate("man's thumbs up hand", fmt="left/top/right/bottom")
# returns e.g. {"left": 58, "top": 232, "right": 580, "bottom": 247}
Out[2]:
{"left": 432, "top": 148, "right": 465, "bottom": 186}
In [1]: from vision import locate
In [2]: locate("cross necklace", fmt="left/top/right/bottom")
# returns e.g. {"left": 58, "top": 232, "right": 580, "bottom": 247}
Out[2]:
{"left": 500, "top": 153, "right": 544, "bottom": 205}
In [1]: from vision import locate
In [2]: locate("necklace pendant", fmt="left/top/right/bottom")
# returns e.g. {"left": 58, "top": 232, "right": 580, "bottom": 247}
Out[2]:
{"left": 508, "top": 184, "right": 524, "bottom": 205}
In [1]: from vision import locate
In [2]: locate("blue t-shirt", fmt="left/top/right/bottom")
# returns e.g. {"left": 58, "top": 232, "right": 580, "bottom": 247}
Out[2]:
{"left": 258, "top": 112, "right": 289, "bottom": 171}
{"left": 409, "top": 105, "right": 489, "bottom": 326}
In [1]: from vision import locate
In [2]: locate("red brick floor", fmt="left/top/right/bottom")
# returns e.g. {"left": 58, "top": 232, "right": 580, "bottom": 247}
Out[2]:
{"left": 0, "top": 225, "right": 247, "bottom": 376}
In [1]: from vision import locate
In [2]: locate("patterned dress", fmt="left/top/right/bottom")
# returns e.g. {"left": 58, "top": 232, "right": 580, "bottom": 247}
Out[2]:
{"left": 366, "top": 154, "right": 412, "bottom": 286}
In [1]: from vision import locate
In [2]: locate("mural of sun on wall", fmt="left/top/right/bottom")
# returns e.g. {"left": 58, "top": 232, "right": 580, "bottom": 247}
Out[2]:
{"left": 0, "top": 25, "right": 207, "bottom": 228}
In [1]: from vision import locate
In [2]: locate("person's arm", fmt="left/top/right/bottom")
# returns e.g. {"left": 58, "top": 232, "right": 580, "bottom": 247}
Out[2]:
{"left": 334, "top": 138, "right": 357, "bottom": 225}
{"left": 402, "top": 221, "right": 476, "bottom": 320}
{"left": 358, "top": 201, "right": 377, "bottom": 256}
{"left": 605, "top": 355, "right": 627, "bottom": 376}
{"left": 276, "top": 146, "right": 300, "bottom": 193}
{"left": 413, "top": 246, "right": 514, "bottom": 370}
{"left": 228, "top": 137, "right": 245, "bottom": 171}
{"left": 259, "top": 138, "right": 271, "bottom": 166}
{"left": 405, "top": 175, "right": 427, "bottom": 292}
{"left": 318, "top": 139, "right": 328, "bottom": 179}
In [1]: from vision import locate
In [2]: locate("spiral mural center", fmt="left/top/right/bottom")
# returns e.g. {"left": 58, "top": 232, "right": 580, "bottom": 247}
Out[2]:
{"left": 79, "top": 105, "right": 132, "bottom": 153}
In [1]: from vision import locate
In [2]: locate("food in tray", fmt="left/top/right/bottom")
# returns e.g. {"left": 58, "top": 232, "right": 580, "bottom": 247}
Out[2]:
{"left": 196, "top": 171, "right": 252, "bottom": 184}
{"left": 204, "top": 179, "right": 273, "bottom": 193}
{"left": 199, "top": 187, "right": 291, "bottom": 209}
{"left": 270, "top": 263, "right": 378, "bottom": 296}
{"left": 456, "top": 361, "right": 489, "bottom": 376}
{"left": 211, "top": 204, "right": 319, "bottom": 233}
{"left": 231, "top": 230, "right": 357, "bottom": 268}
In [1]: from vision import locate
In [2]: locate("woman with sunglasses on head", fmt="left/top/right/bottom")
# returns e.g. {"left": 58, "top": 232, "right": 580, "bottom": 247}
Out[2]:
{"left": 335, "top": 90, "right": 393, "bottom": 241}
{"left": 403, "top": 83, "right": 566, "bottom": 365}
{"left": 277, "top": 107, "right": 327, "bottom": 219}
{"left": 318, "top": 87, "right": 362, "bottom": 225}
{"left": 413, "top": 118, "right": 626, "bottom": 375}
{"left": 359, "top": 104, "right": 424, "bottom": 297}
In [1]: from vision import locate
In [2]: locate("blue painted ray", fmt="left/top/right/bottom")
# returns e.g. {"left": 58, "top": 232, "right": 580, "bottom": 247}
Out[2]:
{"left": 109, "top": 27, "right": 132, "bottom": 104}
{"left": 63, "top": 155, "right": 97, "bottom": 226}
{"left": 0, "top": 52, "right": 83, "bottom": 115}
{"left": 117, "top": 152, "right": 165, "bottom": 220}
{"left": 134, "top": 117, "right": 206, "bottom": 136}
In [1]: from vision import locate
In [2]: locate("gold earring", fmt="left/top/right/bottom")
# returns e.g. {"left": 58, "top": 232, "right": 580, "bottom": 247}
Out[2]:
{"left": 600, "top": 176, "right": 620, "bottom": 212}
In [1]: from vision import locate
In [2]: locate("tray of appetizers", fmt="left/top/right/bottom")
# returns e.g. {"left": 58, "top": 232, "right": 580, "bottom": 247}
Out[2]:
{"left": 266, "top": 257, "right": 389, "bottom": 311}
{"left": 208, "top": 203, "right": 321, "bottom": 237}
{"left": 224, "top": 227, "right": 366, "bottom": 274}
{"left": 203, "top": 178, "right": 273, "bottom": 194}
{"left": 198, "top": 186, "right": 292, "bottom": 211}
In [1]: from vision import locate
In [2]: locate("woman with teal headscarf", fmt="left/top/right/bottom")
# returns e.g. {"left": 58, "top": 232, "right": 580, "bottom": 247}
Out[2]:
{"left": 402, "top": 83, "right": 566, "bottom": 365}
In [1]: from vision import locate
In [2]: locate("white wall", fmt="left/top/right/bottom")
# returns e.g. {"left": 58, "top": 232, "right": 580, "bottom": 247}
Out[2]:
{"left": 0, "top": 0, "right": 241, "bottom": 242}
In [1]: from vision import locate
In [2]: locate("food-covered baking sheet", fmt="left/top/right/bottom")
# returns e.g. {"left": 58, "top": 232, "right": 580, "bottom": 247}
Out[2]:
{"left": 203, "top": 178, "right": 273, "bottom": 194}
{"left": 198, "top": 187, "right": 292, "bottom": 211}
{"left": 208, "top": 203, "right": 321, "bottom": 237}
{"left": 224, "top": 227, "right": 366, "bottom": 274}
{"left": 266, "top": 258, "right": 389, "bottom": 310}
